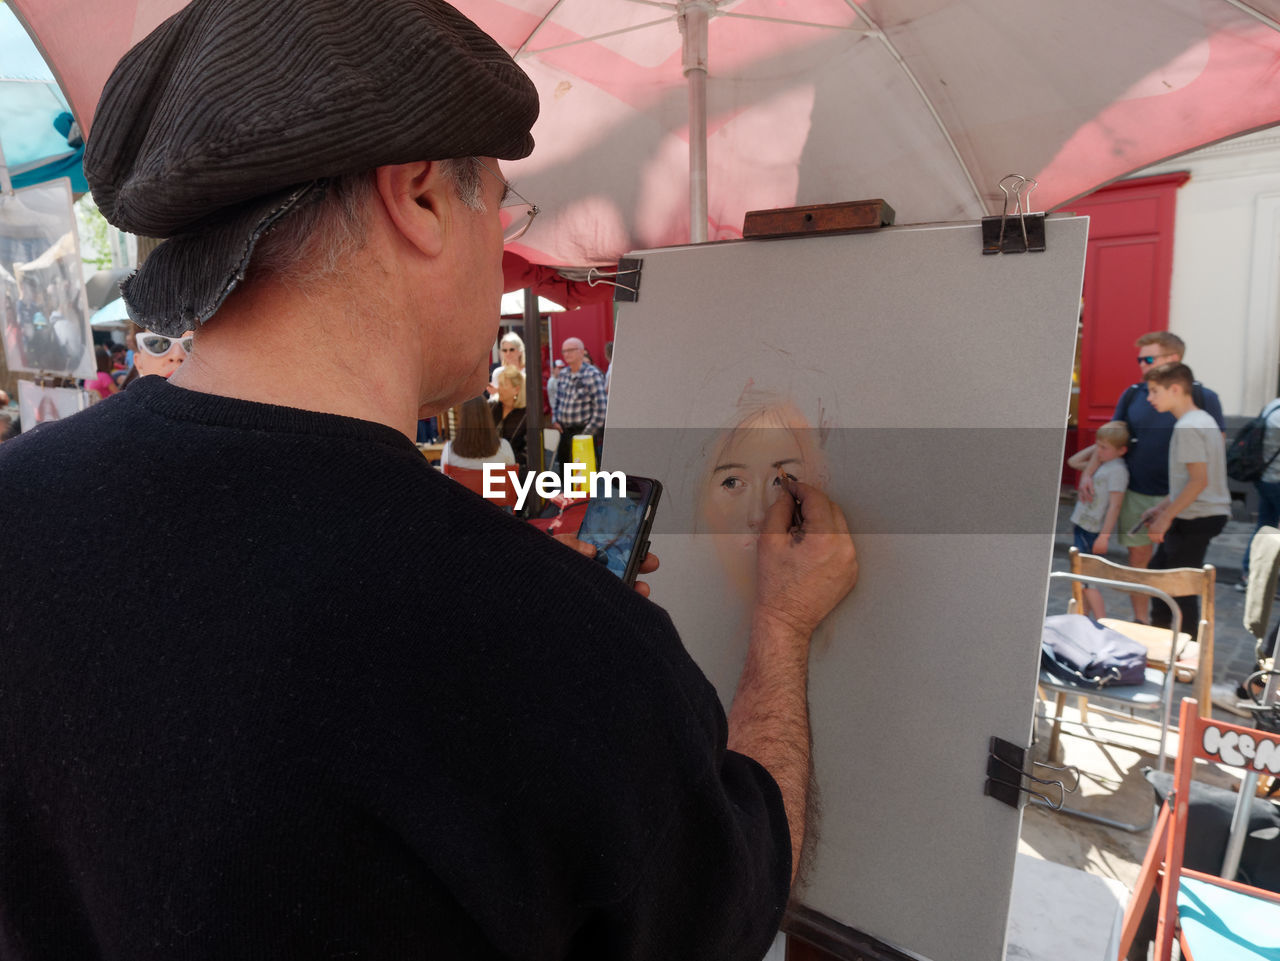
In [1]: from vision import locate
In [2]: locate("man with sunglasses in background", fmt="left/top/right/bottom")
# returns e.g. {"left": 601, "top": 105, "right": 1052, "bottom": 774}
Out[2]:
{"left": 1077, "top": 330, "right": 1223, "bottom": 621}
{"left": 0, "top": 1, "right": 858, "bottom": 958}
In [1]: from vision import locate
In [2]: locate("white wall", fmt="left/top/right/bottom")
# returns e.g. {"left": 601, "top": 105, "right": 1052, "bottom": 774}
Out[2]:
{"left": 1136, "top": 129, "right": 1280, "bottom": 415}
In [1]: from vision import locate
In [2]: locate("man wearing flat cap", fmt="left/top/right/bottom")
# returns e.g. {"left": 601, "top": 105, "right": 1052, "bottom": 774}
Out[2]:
{"left": 0, "top": 1, "right": 857, "bottom": 958}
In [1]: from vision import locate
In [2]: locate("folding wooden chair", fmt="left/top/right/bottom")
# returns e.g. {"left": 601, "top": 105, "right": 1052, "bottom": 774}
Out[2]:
{"left": 1068, "top": 547, "right": 1216, "bottom": 709}
{"left": 1117, "top": 698, "right": 1280, "bottom": 961}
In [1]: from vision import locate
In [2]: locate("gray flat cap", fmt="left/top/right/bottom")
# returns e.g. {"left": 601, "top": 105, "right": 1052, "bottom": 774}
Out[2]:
{"left": 85, "top": 0, "right": 539, "bottom": 335}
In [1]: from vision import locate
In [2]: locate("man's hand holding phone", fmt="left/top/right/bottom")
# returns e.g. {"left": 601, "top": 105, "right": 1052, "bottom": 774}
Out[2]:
{"left": 554, "top": 534, "right": 659, "bottom": 597}
{"left": 558, "top": 475, "right": 663, "bottom": 592}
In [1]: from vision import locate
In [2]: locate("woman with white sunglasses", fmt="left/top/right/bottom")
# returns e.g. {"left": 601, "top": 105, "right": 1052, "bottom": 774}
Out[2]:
{"left": 125, "top": 326, "right": 195, "bottom": 383}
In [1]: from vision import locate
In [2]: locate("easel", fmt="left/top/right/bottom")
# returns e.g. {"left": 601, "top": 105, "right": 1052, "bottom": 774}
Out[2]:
{"left": 784, "top": 904, "right": 919, "bottom": 961}
{"left": 599, "top": 179, "right": 1075, "bottom": 961}
{"left": 675, "top": 183, "right": 1050, "bottom": 961}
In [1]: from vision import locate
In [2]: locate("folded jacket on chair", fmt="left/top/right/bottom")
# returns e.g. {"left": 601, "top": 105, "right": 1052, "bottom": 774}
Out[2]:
{"left": 1041, "top": 613, "right": 1147, "bottom": 688}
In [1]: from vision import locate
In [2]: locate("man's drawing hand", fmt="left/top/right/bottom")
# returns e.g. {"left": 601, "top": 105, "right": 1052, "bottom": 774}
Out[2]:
{"left": 754, "top": 481, "right": 857, "bottom": 637}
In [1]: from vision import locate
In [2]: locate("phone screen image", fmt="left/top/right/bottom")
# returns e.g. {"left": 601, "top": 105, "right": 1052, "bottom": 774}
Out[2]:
{"left": 575, "top": 477, "right": 661, "bottom": 585}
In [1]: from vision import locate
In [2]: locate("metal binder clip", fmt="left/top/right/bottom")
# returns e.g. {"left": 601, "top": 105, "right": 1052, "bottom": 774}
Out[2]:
{"left": 586, "top": 257, "right": 643, "bottom": 303}
{"left": 982, "top": 175, "right": 1046, "bottom": 255}
{"left": 984, "top": 736, "right": 1078, "bottom": 810}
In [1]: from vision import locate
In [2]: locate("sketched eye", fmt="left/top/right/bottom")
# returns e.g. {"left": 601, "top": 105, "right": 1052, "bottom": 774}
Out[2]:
{"left": 720, "top": 476, "right": 744, "bottom": 491}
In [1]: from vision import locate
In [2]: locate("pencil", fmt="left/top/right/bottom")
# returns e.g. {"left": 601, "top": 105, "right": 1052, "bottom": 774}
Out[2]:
{"left": 778, "top": 467, "right": 803, "bottom": 533}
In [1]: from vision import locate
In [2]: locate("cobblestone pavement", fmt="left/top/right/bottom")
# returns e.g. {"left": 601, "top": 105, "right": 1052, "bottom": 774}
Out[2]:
{"left": 1047, "top": 492, "right": 1266, "bottom": 717}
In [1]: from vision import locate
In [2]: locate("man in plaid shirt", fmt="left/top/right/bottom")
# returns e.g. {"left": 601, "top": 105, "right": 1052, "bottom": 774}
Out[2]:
{"left": 551, "top": 336, "right": 607, "bottom": 465}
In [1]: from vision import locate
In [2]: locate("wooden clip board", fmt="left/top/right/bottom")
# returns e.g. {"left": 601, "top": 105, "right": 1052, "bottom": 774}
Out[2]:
{"left": 601, "top": 216, "right": 1088, "bottom": 961}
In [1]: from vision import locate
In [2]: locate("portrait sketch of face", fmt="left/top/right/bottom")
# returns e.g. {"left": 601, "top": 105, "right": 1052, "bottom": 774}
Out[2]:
{"left": 696, "top": 390, "right": 828, "bottom": 598}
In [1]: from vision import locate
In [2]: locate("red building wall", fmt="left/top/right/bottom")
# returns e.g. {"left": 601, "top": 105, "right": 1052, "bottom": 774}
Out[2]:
{"left": 1063, "top": 172, "right": 1188, "bottom": 460}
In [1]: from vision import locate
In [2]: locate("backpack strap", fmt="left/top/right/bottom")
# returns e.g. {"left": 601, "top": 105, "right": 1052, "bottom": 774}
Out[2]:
{"left": 1262, "top": 399, "right": 1280, "bottom": 470}
{"left": 1117, "top": 383, "right": 1141, "bottom": 432}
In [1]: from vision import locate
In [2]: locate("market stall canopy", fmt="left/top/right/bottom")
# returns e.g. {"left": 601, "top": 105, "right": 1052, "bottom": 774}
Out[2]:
{"left": 13, "top": 0, "right": 1280, "bottom": 268}
{"left": 0, "top": 3, "right": 86, "bottom": 192}
{"left": 89, "top": 295, "right": 130, "bottom": 329}
{"left": 500, "top": 288, "right": 566, "bottom": 315}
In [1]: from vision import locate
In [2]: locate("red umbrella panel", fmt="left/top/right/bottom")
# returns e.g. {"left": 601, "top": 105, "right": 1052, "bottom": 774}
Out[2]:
{"left": 14, "top": 0, "right": 1280, "bottom": 270}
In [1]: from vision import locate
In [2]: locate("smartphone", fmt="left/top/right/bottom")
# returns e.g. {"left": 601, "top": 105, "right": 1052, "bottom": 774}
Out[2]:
{"left": 575, "top": 475, "right": 663, "bottom": 586}
{"left": 1127, "top": 517, "right": 1147, "bottom": 536}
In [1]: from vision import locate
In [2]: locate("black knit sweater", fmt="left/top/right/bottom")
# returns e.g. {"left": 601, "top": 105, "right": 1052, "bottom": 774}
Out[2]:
{"left": 0, "top": 377, "right": 789, "bottom": 960}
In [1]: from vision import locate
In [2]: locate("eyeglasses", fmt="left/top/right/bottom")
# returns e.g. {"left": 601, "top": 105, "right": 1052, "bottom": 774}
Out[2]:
{"left": 1137, "top": 354, "right": 1170, "bottom": 365}
{"left": 476, "top": 159, "right": 539, "bottom": 244}
{"left": 136, "top": 331, "right": 193, "bottom": 357}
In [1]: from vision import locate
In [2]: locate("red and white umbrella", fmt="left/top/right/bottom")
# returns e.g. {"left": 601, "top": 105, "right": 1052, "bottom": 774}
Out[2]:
{"left": 14, "top": 0, "right": 1280, "bottom": 270}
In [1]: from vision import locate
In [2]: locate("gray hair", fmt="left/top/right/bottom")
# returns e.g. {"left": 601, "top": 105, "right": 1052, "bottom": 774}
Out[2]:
{"left": 249, "top": 157, "right": 487, "bottom": 286}
{"left": 499, "top": 330, "right": 526, "bottom": 365}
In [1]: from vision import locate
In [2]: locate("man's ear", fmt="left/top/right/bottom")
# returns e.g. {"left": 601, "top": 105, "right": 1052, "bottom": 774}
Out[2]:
{"left": 374, "top": 162, "right": 448, "bottom": 258}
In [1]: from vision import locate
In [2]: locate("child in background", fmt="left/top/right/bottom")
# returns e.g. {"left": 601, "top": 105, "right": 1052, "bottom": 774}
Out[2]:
{"left": 1067, "top": 421, "right": 1131, "bottom": 618}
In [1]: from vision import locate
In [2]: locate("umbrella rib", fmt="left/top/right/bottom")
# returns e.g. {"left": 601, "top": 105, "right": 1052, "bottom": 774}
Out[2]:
{"left": 516, "top": 16, "right": 679, "bottom": 58}
{"left": 716, "top": 11, "right": 873, "bottom": 34}
{"left": 1222, "top": 0, "right": 1280, "bottom": 33}
{"left": 515, "top": 1, "right": 566, "bottom": 58}
{"left": 842, "top": 1, "right": 987, "bottom": 213}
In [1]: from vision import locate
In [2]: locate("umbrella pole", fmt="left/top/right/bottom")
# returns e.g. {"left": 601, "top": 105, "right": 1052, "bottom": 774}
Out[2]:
{"left": 522, "top": 286, "right": 545, "bottom": 514}
{"left": 680, "top": 2, "right": 709, "bottom": 244}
